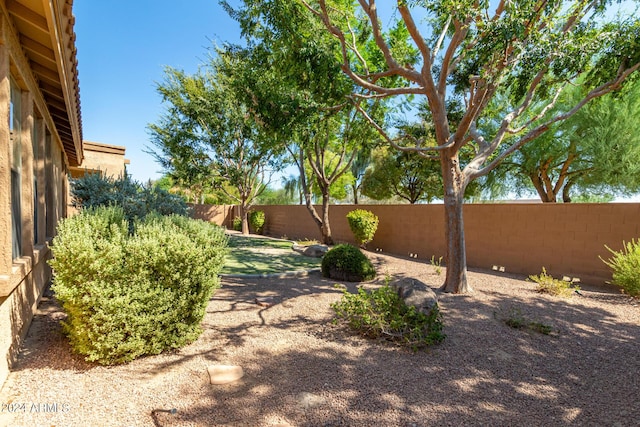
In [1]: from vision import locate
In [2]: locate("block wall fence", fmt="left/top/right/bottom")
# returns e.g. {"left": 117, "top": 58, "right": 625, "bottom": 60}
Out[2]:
{"left": 191, "top": 203, "right": 640, "bottom": 286}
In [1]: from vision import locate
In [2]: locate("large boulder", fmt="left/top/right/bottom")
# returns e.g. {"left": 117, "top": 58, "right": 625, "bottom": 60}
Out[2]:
{"left": 389, "top": 277, "right": 438, "bottom": 315}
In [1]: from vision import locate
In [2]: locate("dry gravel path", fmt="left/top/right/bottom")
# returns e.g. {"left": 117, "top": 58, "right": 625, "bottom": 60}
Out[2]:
{"left": 1, "top": 251, "right": 639, "bottom": 427}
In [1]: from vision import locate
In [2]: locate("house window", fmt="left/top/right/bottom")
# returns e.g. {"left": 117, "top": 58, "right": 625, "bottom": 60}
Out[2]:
{"left": 10, "top": 79, "right": 22, "bottom": 259}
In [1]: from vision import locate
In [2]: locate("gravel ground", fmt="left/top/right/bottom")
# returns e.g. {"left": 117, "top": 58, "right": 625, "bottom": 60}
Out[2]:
{"left": 1, "top": 251, "right": 639, "bottom": 427}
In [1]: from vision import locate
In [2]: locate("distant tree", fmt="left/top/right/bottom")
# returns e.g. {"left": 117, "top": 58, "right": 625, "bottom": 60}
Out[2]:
{"left": 255, "top": 185, "right": 297, "bottom": 205}
{"left": 349, "top": 148, "right": 372, "bottom": 204}
{"left": 282, "top": 174, "right": 304, "bottom": 205}
{"left": 361, "top": 147, "right": 442, "bottom": 204}
{"left": 298, "top": 0, "right": 640, "bottom": 293}
{"left": 489, "top": 82, "right": 640, "bottom": 202}
{"left": 148, "top": 49, "right": 284, "bottom": 234}
{"left": 222, "top": 0, "right": 382, "bottom": 244}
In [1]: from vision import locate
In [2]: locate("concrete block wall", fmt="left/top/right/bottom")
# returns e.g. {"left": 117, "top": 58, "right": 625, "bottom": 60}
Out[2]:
{"left": 194, "top": 203, "right": 640, "bottom": 286}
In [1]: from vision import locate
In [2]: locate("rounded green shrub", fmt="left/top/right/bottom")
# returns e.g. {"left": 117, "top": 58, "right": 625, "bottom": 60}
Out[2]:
{"left": 321, "top": 244, "right": 375, "bottom": 282}
{"left": 346, "top": 209, "right": 378, "bottom": 248}
{"left": 49, "top": 206, "right": 228, "bottom": 365}
{"left": 331, "top": 285, "right": 445, "bottom": 349}
{"left": 249, "top": 210, "right": 265, "bottom": 234}
{"left": 232, "top": 216, "right": 242, "bottom": 231}
{"left": 602, "top": 240, "right": 640, "bottom": 298}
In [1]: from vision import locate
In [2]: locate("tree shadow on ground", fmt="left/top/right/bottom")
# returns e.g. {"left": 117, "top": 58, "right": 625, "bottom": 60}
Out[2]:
{"left": 9, "top": 260, "right": 640, "bottom": 427}
{"left": 155, "top": 271, "right": 640, "bottom": 427}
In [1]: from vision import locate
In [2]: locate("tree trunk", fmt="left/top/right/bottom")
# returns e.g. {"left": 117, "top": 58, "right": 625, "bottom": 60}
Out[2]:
{"left": 240, "top": 204, "right": 250, "bottom": 235}
{"left": 440, "top": 154, "right": 470, "bottom": 294}
{"left": 320, "top": 191, "right": 334, "bottom": 245}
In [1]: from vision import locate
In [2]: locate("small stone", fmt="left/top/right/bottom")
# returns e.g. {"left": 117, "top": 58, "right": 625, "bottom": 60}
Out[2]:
{"left": 297, "top": 392, "right": 326, "bottom": 409}
{"left": 255, "top": 297, "right": 276, "bottom": 307}
{"left": 207, "top": 365, "right": 244, "bottom": 385}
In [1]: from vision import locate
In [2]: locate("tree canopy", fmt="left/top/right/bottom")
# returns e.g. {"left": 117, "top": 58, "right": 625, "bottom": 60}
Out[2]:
{"left": 148, "top": 49, "right": 284, "bottom": 234}
{"left": 297, "top": 0, "right": 640, "bottom": 292}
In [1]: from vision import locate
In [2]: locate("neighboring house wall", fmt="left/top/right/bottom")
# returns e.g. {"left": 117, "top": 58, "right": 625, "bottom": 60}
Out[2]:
{"left": 69, "top": 141, "right": 129, "bottom": 179}
{"left": 193, "top": 203, "right": 640, "bottom": 286}
{"left": 0, "top": 0, "right": 82, "bottom": 388}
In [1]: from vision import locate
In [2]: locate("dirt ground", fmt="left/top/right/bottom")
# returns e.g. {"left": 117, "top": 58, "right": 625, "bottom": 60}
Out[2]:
{"left": 1, "top": 251, "right": 639, "bottom": 427}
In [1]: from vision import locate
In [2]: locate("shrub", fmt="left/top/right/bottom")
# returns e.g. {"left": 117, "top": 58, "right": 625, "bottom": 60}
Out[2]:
{"left": 249, "top": 210, "right": 265, "bottom": 234}
{"left": 601, "top": 240, "right": 640, "bottom": 298}
{"left": 71, "top": 173, "right": 188, "bottom": 223}
{"left": 331, "top": 285, "right": 445, "bottom": 348}
{"left": 528, "top": 267, "right": 580, "bottom": 297}
{"left": 497, "top": 308, "right": 554, "bottom": 335}
{"left": 232, "top": 216, "right": 242, "bottom": 231}
{"left": 321, "top": 244, "right": 376, "bottom": 282}
{"left": 346, "top": 209, "right": 379, "bottom": 248}
{"left": 49, "top": 206, "right": 227, "bottom": 365}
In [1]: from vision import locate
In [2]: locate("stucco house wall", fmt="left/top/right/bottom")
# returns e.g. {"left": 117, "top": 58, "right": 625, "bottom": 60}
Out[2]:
{"left": 69, "top": 140, "right": 129, "bottom": 179}
{"left": 0, "top": 0, "right": 83, "bottom": 388}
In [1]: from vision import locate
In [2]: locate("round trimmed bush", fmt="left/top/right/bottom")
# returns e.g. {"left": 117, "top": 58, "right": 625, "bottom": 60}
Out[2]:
{"left": 346, "top": 209, "right": 378, "bottom": 248}
{"left": 321, "top": 244, "right": 376, "bottom": 282}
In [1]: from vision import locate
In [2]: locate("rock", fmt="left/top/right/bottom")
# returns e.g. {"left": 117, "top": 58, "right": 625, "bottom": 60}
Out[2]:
{"left": 296, "top": 392, "right": 326, "bottom": 409}
{"left": 255, "top": 297, "right": 276, "bottom": 307}
{"left": 389, "top": 277, "right": 438, "bottom": 315}
{"left": 207, "top": 365, "right": 244, "bottom": 385}
{"left": 292, "top": 244, "right": 329, "bottom": 258}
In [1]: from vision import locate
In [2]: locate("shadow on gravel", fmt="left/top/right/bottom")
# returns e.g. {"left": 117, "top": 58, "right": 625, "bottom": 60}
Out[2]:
{"left": 9, "top": 255, "right": 640, "bottom": 427}
{"left": 162, "top": 270, "right": 639, "bottom": 427}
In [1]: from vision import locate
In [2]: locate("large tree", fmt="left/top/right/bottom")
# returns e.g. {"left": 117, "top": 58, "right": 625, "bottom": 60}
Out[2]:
{"left": 148, "top": 50, "right": 283, "bottom": 234}
{"left": 298, "top": 0, "right": 640, "bottom": 293}
{"left": 223, "top": 0, "right": 383, "bottom": 244}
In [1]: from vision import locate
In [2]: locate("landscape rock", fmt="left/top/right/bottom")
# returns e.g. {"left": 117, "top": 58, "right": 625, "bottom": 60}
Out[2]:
{"left": 296, "top": 392, "right": 326, "bottom": 409}
{"left": 207, "top": 365, "right": 244, "bottom": 385}
{"left": 389, "top": 277, "right": 438, "bottom": 315}
{"left": 292, "top": 244, "right": 329, "bottom": 258}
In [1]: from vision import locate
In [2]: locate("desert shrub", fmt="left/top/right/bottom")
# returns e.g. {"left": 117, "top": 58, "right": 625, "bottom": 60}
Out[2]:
{"left": 321, "top": 244, "right": 375, "bottom": 282}
{"left": 346, "top": 209, "right": 379, "bottom": 247}
{"left": 249, "top": 210, "right": 265, "bottom": 234}
{"left": 232, "top": 216, "right": 242, "bottom": 231}
{"left": 71, "top": 173, "right": 188, "bottom": 223}
{"left": 497, "top": 308, "right": 554, "bottom": 335}
{"left": 50, "top": 206, "right": 227, "bottom": 365}
{"left": 332, "top": 285, "right": 445, "bottom": 348}
{"left": 601, "top": 240, "right": 640, "bottom": 297}
{"left": 529, "top": 267, "right": 580, "bottom": 297}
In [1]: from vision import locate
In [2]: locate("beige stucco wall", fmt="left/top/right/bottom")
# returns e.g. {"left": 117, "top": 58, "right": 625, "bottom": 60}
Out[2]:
{"left": 70, "top": 141, "right": 128, "bottom": 179}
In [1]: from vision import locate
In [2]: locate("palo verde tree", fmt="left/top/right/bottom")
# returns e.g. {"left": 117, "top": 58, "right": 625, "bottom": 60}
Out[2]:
{"left": 299, "top": 0, "right": 640, "bottom": 293}
{"left": 488, "top": 80, "right": 640, "bottom": 202}
{"left": 148, "top": 49, "right": 283, "bottom": 235}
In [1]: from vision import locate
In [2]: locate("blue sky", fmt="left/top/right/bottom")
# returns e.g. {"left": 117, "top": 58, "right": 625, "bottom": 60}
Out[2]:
{"left": 74, "top": 0, "right": 242, "bottom": 183}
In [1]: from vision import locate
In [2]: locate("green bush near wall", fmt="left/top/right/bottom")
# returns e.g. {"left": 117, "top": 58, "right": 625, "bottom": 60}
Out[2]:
{"left": 346, "top": 209, "right": 379, "bottom": 248}
{"left": 249, "top": 210, "right": 265, "bottom": 234}
{"left": 49, "top": 206, "right": 228, "bottom": 365}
